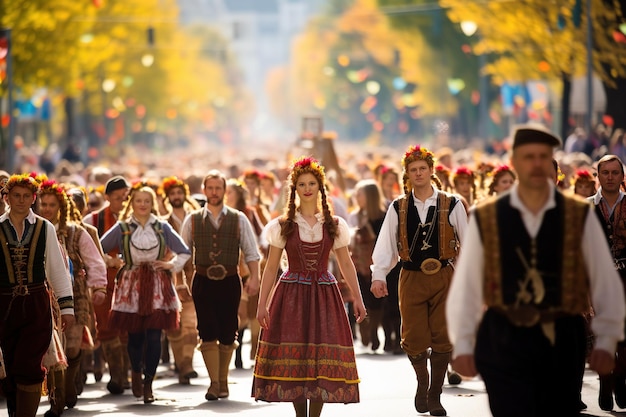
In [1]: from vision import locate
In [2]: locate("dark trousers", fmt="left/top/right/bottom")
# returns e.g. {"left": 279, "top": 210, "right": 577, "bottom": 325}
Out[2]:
{"left": 127, "top": 329, "right": 162, "bottom": 378}
{"left": 475, "top": 309, "right": 586, "bottom": 417}
{"left": 192, "top": 274, "right": 241, "bottom": 345}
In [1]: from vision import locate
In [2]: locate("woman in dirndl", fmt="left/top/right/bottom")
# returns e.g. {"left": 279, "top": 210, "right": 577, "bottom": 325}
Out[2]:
{"left": 253, "top": 157, "right": 366, "bottom": 417}
{"left": 100, "top": 184, "right": 190, "bottom": 404}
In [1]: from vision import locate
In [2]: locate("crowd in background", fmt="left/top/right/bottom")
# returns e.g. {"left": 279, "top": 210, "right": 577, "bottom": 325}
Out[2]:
{"left": 0, "top": 122, "right": 617, "bottom": 416}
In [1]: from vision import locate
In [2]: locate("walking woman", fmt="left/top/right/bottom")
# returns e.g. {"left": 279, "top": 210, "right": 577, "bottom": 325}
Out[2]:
{"left": 100, "top": 184, "right": 191, "bottom": 403}
{"left": 253, "top": 157, "right": 366, "bottom": 417}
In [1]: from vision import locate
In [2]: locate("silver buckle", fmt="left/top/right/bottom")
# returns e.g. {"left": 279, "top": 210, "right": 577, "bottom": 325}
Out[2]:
{"left": 206, "top": 265, "right": 227, "bottom": 280}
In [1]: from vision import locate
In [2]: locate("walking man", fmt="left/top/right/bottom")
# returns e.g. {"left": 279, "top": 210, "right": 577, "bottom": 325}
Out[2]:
{"left": 370, "top": 145, "right": 467, "bottom": 416}
{"left": 181, "top": 170, "right": 260, "bottom": 401}
{"left": 447, "top": 125, "right": 626, "bottom": 417}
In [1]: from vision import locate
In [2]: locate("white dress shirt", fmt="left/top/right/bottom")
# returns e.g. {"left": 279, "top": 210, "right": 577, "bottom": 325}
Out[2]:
{"left": 1, "top": 210, "right": 74, "bottom": 316}
{"left": 446, "top": 182, "right": 626, "bottom": 358}
{"left": 371, "top": 185, "right": 468, "bottom": 282}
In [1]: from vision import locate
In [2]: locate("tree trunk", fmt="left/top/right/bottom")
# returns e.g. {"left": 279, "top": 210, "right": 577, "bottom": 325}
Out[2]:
{"left": 603, "top": 77, "right": 626, "bottom": 132}
{"left": 560, "top": 72, "right": 572, "bottom": 141}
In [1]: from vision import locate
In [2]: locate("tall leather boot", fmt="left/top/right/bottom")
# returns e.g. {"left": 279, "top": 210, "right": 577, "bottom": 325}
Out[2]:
{"left": 16, "top": 382, "right": 42, "bottom": 417}
{"left": 599, "top": 373, "right": 615, "bottom": 411}
{"left": 169, "top": 334, "right": 188, "bottom": 384}
{"left": 181, "top": 333, "right": 199, "bottom": 379}
{"left": 100, "top": 338, "right": 125, "bottom": 395}
{"left": 218, "top": 342, "right": 237, "bottom": 398}
{"left": 44, "top": 368, "right": 65, "bottom": 417}
{"left": 64, "top": 353, "right": 82, "bottom": 409}
{"left": 368, "top": 308, "right": 383, "bottom": 351}
{"left": 199, "top": 341, "right": 220, "bottom": 400}
{"left": 614, "top": 344, "right": 626, "bottom": 408}
{"left": 92, "top": 345, "right": 104, "bottom": 382}
{"left": 408, "top": 351, "right": 429, "bottom": 413}
{"left": 428, "top": 351, "right": 450, "bottom": 416}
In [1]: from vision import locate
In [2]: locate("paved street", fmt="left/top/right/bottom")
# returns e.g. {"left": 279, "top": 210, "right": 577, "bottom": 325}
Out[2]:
{"left": 0, "top": 340, "right": 620, "bottom": 417}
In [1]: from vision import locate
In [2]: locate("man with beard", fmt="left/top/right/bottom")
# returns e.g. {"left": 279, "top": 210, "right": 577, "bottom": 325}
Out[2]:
{"left": 161, "top": 176, "right": 201, "bottom": 384}
{"left": 588, "top": 155, "right": 626, "bottom": 411}
{"left": 180, "top": 170, "right": 260, "bottom": 401}
{"left": 447, "top": 125, "right": 625, "bottom": 417}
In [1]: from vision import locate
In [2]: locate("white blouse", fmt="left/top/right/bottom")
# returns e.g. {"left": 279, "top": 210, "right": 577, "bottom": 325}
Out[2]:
{"left": 264, "top": 212, "right": 350, "bottom": 250}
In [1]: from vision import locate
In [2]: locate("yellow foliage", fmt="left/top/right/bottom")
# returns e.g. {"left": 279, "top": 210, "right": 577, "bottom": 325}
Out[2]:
{"left": 442, "top": 0, "right": 626, "bottom": 86}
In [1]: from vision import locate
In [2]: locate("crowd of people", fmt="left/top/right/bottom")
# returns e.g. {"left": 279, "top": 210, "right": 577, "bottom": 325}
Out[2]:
{"left": 0, "top": 122, "right": 626, "bottom": 417}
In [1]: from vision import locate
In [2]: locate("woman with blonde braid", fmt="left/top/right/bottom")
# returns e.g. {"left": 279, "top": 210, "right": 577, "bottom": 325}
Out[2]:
{"left": 100, "top": 184, "right": 190, "bottom": 404}
{"left": 253, "top": 157, "right": 366, "bottom": 417}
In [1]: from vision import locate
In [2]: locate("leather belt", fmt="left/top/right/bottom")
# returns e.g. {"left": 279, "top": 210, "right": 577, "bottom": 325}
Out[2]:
{"left": 402, "top": 259, "right": 450, "bottom": 275}
{"left": 0, "top": 282, "right": 47, "bottom": 296}
{"left": 196, "top": 264, "right": 238, "bottom": 281}
{"left": 493, "top": 306, "right": 569, "bottom": 327}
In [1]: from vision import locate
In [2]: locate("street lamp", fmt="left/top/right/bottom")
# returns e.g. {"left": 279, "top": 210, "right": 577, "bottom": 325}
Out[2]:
{"left": 460, "top": 20, "right": 488, "bottom": 142}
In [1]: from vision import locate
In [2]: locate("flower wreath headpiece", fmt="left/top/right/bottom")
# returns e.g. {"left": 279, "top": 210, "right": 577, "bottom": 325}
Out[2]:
{"left": 161, "top": 176, "right": 188, "bottom": 196}
{"left": 452, "top": 166, "right": 475, "bottom": 180}
{"left": 402, "top": 145, "right": 435, "bottom": 168}
{"left": 573, "top": 169, "right": 595, "bottom": 184}
{"left": 39, "top": 179, "right": 67, "bottom": 202}
{"left": 291, "top": 156, "right": 325, "bottom": 182}
{"left": 4, "top": 173, "right": 40, "bottom": 194}
{"left": 488, "top": 164, "right": 513, "bottom": 178}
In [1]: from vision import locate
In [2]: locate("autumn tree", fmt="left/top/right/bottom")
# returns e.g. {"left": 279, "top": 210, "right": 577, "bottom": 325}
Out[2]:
{"left": 441, "top": 0, "right": 626, "bottom": 140}
{"left": 1, "top": 0, "right": 248, "bottom": 164}
{"left": 270, "top": 0, "right": 455, "bottom": 144}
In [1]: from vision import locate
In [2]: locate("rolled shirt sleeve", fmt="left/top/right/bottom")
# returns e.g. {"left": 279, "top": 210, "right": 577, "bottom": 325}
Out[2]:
{"left": 44, "top": 219, "right": 74, "bottom": 315}
{"left": 78, "top": 228, "right": 108, "bottom": 289}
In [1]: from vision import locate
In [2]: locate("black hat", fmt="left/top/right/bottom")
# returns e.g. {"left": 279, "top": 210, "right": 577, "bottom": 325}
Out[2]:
{"left": 104, "top": 175, "right": 130, "bottom": 195}
{"left": 512, "top": 124, "right": 562, "bottom": 149}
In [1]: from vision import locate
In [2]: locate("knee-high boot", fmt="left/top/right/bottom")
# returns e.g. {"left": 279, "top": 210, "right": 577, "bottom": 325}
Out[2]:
{"left": 614, "top": 344, "right": 626, "bottom": 408}
{"left": 428, "top": 351, "right": 450, "bottom": 416}
{"left": 368, "top": 308, "right": 383, "bottom": 351}
{"left": 44, "top": 368, "right": 65, "bottom": 417}
{"left": 64, "top": 353, "right": 82, "bottom": 409}
{"left": 199, "top": 341, "right": 220, "bottom": 400}
{"left": 600, "top": 373, "right": 615, "bottom": 411}
{"left": 218, "top": 342, "right": 237, "bottom": 398}
{"left": 16, "top": 382, "right": 42, "bottom": 417}
{"left": 100, "top": 338, "right": 125, "bottom": 395}
{"left": 408, "top": 351, "right": 429, "bottom": 413}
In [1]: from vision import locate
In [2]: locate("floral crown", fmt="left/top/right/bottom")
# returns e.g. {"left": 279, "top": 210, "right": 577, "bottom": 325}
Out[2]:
{"left": 452, "top": 166, "right": 474, "bottom": 179}
{"left": 435, "top": 164, "right": 450, "bottom": 175}
{"left": 573, "top": 169, "right": 594, "bottom": 183}
{"left": 488, "top": 164, "right": 513, "bottom": 178}
{"left": 4, "top": 173, "right": 40, "bottom": 194}
{"left": 402, "top": 145, "right": 435, "bottom": 168}
{"left": 161, "top": 176, "right": 188, "bottom": 195}
{"left": 242, "top": 169, "right": 263, "bottom": 182}
{"left": 291, "top": 156, "right": 325, "bottom": 183}
{"left": 39, "top": 180, "right": 67, "bottom": 201}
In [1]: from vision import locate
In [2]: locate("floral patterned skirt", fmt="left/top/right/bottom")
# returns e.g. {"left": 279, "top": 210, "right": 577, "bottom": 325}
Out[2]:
{"left": 252, "top": 272, "right": 360, "bottom": 403}
{"left": 110, "top": 263, "right": 180, "bottom": 333}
